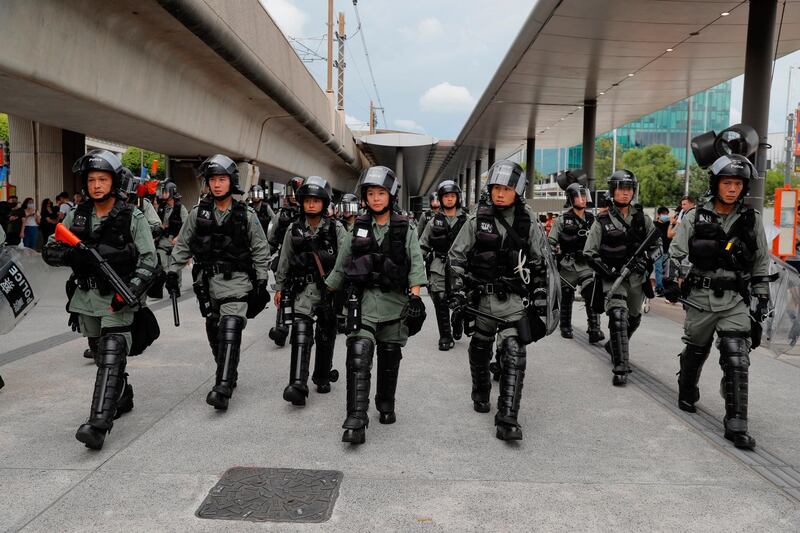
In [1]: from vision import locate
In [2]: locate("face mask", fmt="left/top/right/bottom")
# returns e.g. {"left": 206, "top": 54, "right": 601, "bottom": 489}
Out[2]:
{"left": 659, "top": 215, "right": 669, "bottom": 222}
{"left": 27, "top": 202, "right": 34, "bottom": 209}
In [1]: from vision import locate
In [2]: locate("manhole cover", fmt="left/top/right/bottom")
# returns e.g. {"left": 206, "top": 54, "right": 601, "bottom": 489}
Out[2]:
{"left": 196, "top": 467, "right": 343, "bottom": 523}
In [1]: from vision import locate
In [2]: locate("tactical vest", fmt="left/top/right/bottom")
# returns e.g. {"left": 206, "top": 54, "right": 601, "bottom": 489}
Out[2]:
{"left": 344, "top": 213, "right": 410, "bottom": 291}
{"left": 270, "top": 206, "right": 299, "bottom": 248}
{"left": 253, "top": 202, "right": 271, "bottom": 231}
{"left": 598, "top": 208, "right": 646, "bottom": 269}
{"left": 70, "top": 199, "right": 137, "bottom": 293}
{"left": 158, "top": 201, "right": 183, "bottom": 238}
{"left": 288, "top": 217, "right": 338, "bottom": 288}
{"left": 688, "top": 207, "right": 757, "bottom": 272}
{"left": 468, "top": 203, "right": 531, "bottom": 283}
{"left": 558, "top": 210, "right": 594, "bottom": 255}
{"left": 188, "top": 199, "right": 253, "bottom": 273}
{"left": 428, "top": 212, "right": 467, "bottom": 255}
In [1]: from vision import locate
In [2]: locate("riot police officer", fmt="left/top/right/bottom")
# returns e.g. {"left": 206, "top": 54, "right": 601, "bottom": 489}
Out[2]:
{"left": 249, "top": 184, "right": 275, "bottom": 231}
{"left": 448, "top": 160, "right": 549, "bottom": 441}
{"left": 166, "top": 155, "right": 270, "bottom": 411}
{"left": 121, "top": 168, "right": 162, "bottom": 237}
{"left": 664, "top": 154, "right": 771, "bottom": 449}
{"left": 584, "top": 170, "right": 660, "bottom": 386}
{"left": 274, "top": 176, "right": 346, "bottom": 405}
{"left": 43, "top": 150, "right": 158, "bottom": 449}
{"left": 267, "top": 177, "right": 304, "bottom": 347}
{"left": 549, "top": 183, "right": 604, "bottom": 343}
{"left": 420, "top": 179, "right": 467, "bottom": 351}
{"left": 326, "top": 166, "right": 427, "bottom": 445}
{"left": 417, "top": 192, "right": 440, "bottom": 238}
{"left": 149, "top": 182, "right": 187, "bottom": 299}
{"left": 337, "top": 192, "right": 359, "bottom": 231}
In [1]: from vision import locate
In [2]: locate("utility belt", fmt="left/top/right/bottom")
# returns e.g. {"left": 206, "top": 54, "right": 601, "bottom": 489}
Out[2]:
{"left": 471, "top": 277, "right": 526, "bottom": 300}
{"left": 686, "top": 274, "right": 743, "bottom": 298}
{"left": 75, "top": 275, "right": 112, "bottom": 294}
{"left": 289, "top": 272, "right": 322, "bottom": 288}
{"left": 200, "top": 261, "right": 250, "bottom": 280}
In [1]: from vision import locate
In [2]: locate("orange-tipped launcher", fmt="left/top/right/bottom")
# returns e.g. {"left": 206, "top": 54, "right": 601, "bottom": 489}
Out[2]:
{"left": 55, "top": 223, "right": 83, "bottom": 248}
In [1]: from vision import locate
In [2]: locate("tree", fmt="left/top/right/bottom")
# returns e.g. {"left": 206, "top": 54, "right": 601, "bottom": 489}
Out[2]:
{"left": 121, "top": 147, "right": 166, "bottom": 180}
{"left": 620, "top": 144, "right": 683, "bottom": 207}
{"left": 0, "top": 114, "right": 8, "bottom": 145}
{"left": 764, "top": 162, "right": 800, "bottom": 206}
{"left": 592, "top": 137, "right": 620, "bottom": 190}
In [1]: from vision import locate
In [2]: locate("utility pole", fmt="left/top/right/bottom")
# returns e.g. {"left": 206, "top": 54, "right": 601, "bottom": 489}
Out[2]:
{"left": 369, "top": 101, "right": 375, "bottom": 134}
{"left": 336, "top": 12, "right": 346, "bottom": 111}
{"left": 326, "top": 0, "right": 333, "bottom": 95}
{"left": 786, "top": 112, "right": 795, "bottom": 186}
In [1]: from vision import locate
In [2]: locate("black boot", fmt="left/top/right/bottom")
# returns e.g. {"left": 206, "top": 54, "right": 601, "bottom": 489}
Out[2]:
{"left": 469, "top": 337, "right": 493, "bottom": 413}
{"left": 495, "top": 337, "right": 526, "bottom": 441}
{"left": 83, "top": 337, "right": 99, "bottom": 359}
{"left": 284, "top": 319, "right": 313, "bottom": 406}
{"left": 342, "top": 338, "right": 374, "bottom": 444}
{"left": 677, "top": 343, "right": 711, "bottom": 413}
{"left": 312, "top": 320, "right": 339, "bottom": 393}
{"left": 719, "top": 336, "right": 756, "bottom": 449}
{"left": 607, "top": 308, "right": 630, "bottom": 386}
{"left": 489, "top": 345, "right": 502, "bottom": 382}
{"left": 431, "top": 293, "right": 454, "bottom": 351}
{"left": 269, "top": 312, "right": 289, "bottom": 347}
{"left": 205, "top": 317, "right": 219, "bottom": 359}
{"left": 0, "top": 374, "right": 4, "bottom": 390}
{"left": 75, "top": 334, "right": 128, "bottom": 450}
{"left": 375, "top": 343, "right": 402, "bottom": 424}
{"left": 586, "top": 308, "right": 605, "bottom": 344}
{"left": 206, "top": 316, "right": 243, "bottom": 410}
{"left": 560, "top": 285, "right": 574, "bottom": 339}
{"left": 451, "top": 308, "right": 463, "bottom": 341}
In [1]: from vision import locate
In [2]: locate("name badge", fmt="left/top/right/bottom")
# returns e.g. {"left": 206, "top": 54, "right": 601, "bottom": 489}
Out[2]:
{"left": 356, "top": 228, "right": 369, "bottom": 238}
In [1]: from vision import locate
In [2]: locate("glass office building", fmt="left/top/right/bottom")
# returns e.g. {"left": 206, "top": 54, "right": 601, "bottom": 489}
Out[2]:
{"left": 534, "top": 80, "right": 732, "bottom": 175}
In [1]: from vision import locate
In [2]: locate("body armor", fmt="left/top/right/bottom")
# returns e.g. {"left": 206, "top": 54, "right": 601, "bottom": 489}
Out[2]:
{"left": 343, "top": 213, "right": 410, "bottom": 291}
{"left": 157, "top": 201, "right": 183, "bottom": 238}
{"left": 597, "top": 208, "right": 646, "bottom": 270}
{"left": 467, "top": 203, "right": 531, "bottom": 283}
{"left": 688, "top": 207, "right": 756, "bottom": 272}
{"left": 428, "top": 212, "right": 467, "bottom": 256}
{"left": 188, "top": 198, "right": 252, "bottom": 274}
{"left": 558, "top": 210, "right": 594, "bottom": 255}
{"left": 288, "top": 218, "right": 338, "bottom": 288}
{"left": 253, "top": 202, "right": 271, "bottom": 231}
{"left": 70, "top": 200, "right": 137, "bottom": 292}
{"left": 270, "top": 206, "right": 299, "bottom": 248}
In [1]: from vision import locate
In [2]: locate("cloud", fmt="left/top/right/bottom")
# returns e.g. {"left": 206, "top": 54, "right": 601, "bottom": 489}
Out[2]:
{"left": 259, "top": 0, "right": 306, "bottom": 37}
{"left": 346, "top": 114, "right": 368, "bottom": 130}
{"left": 417, "top": 17, "right": 443, "bottom": 41}
{"left": 394, "top": 119, "right": 426, "bottom": 134}
{"left": 420, "top": 82, "right": 477, "bottom": 113}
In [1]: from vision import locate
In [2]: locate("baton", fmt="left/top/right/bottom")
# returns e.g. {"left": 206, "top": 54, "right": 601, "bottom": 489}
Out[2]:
{"left": 170, "top": 289, "right": 180, "bottom": 326}
{"left": 678, "top": 298, "right": 704, "bottom": 312}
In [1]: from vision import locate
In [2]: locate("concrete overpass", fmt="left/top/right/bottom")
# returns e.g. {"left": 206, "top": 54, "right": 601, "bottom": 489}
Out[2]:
{"left": 0, "top": 0, "right": 367, "bottom": 204}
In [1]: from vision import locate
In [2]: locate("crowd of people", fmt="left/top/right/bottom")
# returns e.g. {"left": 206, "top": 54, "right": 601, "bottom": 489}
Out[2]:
{"left": 0, "top": 191, "right": 85, "bottom": 249}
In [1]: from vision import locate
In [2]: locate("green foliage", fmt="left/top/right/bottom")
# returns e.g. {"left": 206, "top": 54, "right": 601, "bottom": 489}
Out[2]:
{"left": 592, "top": 137, "right": 620, "bottom": 190}
{"left": 619, "top": 144, "right": 684, "bottom": 207}
{"left": 0, "top": 114, "right": 8, "bottom": 145}
{"left": 764, "top": 162, "right": 800, "bottom": 206}
{"left": 687, "top": 163, "right": 710, "bottom": 201}
{"left": 121, "top": 147, "right": 166, "bottom": 180}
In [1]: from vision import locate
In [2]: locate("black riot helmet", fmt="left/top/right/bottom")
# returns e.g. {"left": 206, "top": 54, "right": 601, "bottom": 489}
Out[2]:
{"left": 249, "top": 184, "right": 265, "bottom": 202}
{"left": 158, "top": 181, "right": 180, "bottom": 200}
{"left": 199, "top": 154, "right": 243, "bottom": 196}
{"left": 564, "top": 182, "right": 590, "bottom": 208}
{"left": 708, "top": 154, "right": 756, "bottom": 201}
{"left": 437, "top": 179, "right": 462, "bottom": 208}
{"left": 338, "top": 193, "right": 359, "bottom": 217}
{"left": 296, "top": 175, "right": 332, "bottom": 214}
{"left": 608, "top": 169, "right": 638, "bottom": 207}
{"left": 119, "top": 167, "right": 138, "bottom": 197}
{"left": 428, "top": 191, "right": 440, "bottom": 209}
{"left": 359, "top": 165, "right": 400, "bottom": 214}
{"left": 486, "top": 159, "right": 526, "bottom": 198}
{"left": 286, "top": 176, "right": 304, "bottom": 205}
{"left": 72, "top": 150, "right": 124, "bottom": 196}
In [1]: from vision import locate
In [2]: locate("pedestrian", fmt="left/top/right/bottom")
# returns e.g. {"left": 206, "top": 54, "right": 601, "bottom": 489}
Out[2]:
{"left": 39, "top": 198, "right": 58, "bottom": 245}
{"left": 652, "top": 206, "right": 671, "bottom": 295}
{"left": 6, "top": 196, "right": 22, "bottom": 246}
{"left": 664, "top": 155, "right": 772, "bottom": 449}
{"left": 56, "top": 191, "right": 74, "bottom": 222}
{"left": 43, "top": 150, "right": 159, "bottom": 450}
{"left": 20, "top": 197, "right": 39, "bottom": 249}
{"left": 166, "top": 154, "right": 270, "bottom": 411}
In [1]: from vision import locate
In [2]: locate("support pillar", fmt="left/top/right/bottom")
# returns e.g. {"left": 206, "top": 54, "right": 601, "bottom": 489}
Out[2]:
{"left": 582, "top": 100, "right": 597, "bottom": 191}
{"left": 465, "top": 166, "right": 472, "bottom": 209}
{"left": 525, "top": 137, "right": 535, "bottom": 200}
{"left": 474, "top": 158, "right": 482, "bottom": 204}
{"left": 741, "top": 0, "right": 778, "bottom": 211}
{"left": 488, "top": 148, "right": 496, "bottom": 169}
{"left": 395, "top": 147, "right": 405, "bottom": 209}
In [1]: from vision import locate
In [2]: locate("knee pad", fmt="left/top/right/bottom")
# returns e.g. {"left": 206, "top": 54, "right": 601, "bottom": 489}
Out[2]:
{"left": 607, "top": 307, "right": 628, "bottom": 332}
{"left": 97, "top": 334, "right": 127, "bottom": 367}
{"left": 561, "top": 285, "right": 575, "bottom": 301}
{"left": 628, "top": 313, "right": 642, "bottom": 332}
{"left": 377, "top": 342, "right": 402, "bottom": 366}
{"left": 291, "top": 317, "right": 315, "bottom": 346}
{"left": 718, "top": 335, "right": 750, "bottom": 368}
{"left": 501, "top": 337, "right": 527, "bottom": 370}
{"left": 218, "top": 315, "right": 244, "bottom": 344}
{"left": 346, "top": 337, "right": 374, "bottom": 371}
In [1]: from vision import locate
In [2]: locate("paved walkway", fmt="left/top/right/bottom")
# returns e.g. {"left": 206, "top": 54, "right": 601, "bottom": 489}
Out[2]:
{"left": 1, "top": 270, "right": 799, "bottom": 531}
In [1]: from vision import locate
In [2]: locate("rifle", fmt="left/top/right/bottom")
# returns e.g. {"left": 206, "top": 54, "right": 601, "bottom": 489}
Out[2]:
{"left": 54, "top": 224, "right": 138, "bottom": 308}
{"left": 605, "top": 226, "right": 659, "bottom": 306}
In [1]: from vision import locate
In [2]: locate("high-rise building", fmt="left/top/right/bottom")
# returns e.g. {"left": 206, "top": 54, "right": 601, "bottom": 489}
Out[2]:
{"left": 534, "top": 80, "right": 732, "bottom": 176}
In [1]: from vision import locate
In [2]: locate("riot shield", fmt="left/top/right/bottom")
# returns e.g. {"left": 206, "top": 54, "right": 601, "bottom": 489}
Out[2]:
{"left": 764, "top": 256, "right": 800, "bottom": 356}
{"left": 0, "top": 247, "right": 44, "bottom": 334}
{"left": 529, "top": 235, "right": 561, "bottom": 338}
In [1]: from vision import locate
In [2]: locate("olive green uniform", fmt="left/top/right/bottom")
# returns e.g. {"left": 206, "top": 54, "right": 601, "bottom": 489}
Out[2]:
{"left": 157, "top": 202, "right": 188, "bottom": 281}
{"left": 548, "top": 211, "right": 594, "bottom": 289}
{"left": 169, "top": 202, "right": 270, "bottom": 323}
{"left": 419, "top": 213, "right": 461, "bottom": 293}
{"left": 47, "top": 206, "right": 157, "bottom": 352}
{"left": 139, "top": 198, "right": 161, "bottom": 231}
{"left": 326, "top": 219, "right": 427, "bottom": 346}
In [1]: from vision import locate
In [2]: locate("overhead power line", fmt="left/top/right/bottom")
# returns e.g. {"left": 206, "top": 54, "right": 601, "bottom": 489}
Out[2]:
{"left": 352, "top": 0, "right": 386, "bottom": 128}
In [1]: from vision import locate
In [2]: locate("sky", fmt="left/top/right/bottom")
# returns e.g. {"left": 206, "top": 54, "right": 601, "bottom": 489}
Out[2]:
{"left": 261, "top": 0, "right": 800, "bottom": 145}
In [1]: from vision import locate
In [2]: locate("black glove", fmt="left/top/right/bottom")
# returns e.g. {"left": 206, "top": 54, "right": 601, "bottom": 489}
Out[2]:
{"left": 255, "top": 279, "right": 270, "bottom": 302}
{"left": 631, "top": 255, "right": 649, "bottom": 275}
{"left": 165, "top": 271, "right": 180, "bottom": 295}
{"left": 68, "top": 312, "right": 81, "bottom": 333}
{"left": 662, "top": 279, "right": 681, "bottom": 303}
{"left": 448, "top": 291, "right": 467, "bottom": 311}
{"left": 42, "top": 243, "right": 74, "bottom": 268}
{"left": 404, "top": 294, "right": 427, "bottom": 336}
{"left": 755, "top": 294, "right": 771, "bottom": 320}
